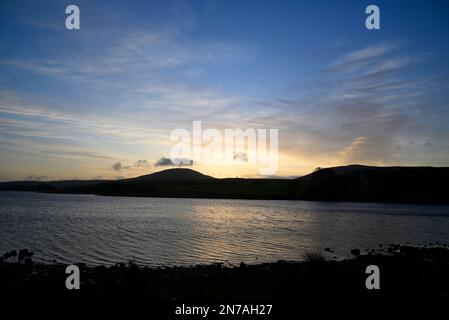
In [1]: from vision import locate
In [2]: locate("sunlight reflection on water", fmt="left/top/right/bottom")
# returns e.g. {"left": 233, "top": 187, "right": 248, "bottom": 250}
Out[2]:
{"left": 1, "top": 191, "right": 449, "bottom": 266}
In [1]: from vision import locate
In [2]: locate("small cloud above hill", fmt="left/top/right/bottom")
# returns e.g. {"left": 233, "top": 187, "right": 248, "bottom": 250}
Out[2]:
{"left": 154, "top": 157, "right": 193, "bottom": 166}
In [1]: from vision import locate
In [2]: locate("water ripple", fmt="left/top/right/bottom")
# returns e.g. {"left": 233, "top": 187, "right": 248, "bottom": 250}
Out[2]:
{"left": 1, "top": 192, "right": 449, "bottom": 266}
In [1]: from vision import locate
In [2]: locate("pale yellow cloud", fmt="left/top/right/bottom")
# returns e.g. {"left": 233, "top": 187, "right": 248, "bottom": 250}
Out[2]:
{"left": 338, "top": 137, "right": 367, "bottom": 164}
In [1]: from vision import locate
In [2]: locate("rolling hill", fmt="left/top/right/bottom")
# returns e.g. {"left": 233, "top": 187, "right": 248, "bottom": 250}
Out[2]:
{"left": 290, "top": 165, "right": 449, "bottom": 203}
{"left": 125, "top": 168, "right": 214, "bottom": 181}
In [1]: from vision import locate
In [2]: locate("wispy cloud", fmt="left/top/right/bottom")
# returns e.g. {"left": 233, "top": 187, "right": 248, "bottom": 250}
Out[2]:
{"left": 342, "top": 43, "right": 397, "bottom": 62}
{"left": 338, "top": 137, "right": 367, "bottom": 163}
{"left": 0, "top": 28, "right": 254, "bottom": 85}
{"left": 325, "top": 43, "right": 403, "bottom": 76}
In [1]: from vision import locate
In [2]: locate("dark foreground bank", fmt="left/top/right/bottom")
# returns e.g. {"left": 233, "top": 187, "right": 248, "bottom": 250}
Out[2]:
{"left": 1, "top": 244, "right": 449, "bottom": 301}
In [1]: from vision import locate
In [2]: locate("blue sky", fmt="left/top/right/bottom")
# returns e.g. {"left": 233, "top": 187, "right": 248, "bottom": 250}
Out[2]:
{"left": 0, "top": 0, "right": 448, "bottom": 180}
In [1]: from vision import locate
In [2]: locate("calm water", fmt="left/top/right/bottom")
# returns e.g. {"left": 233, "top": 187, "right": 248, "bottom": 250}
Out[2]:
{"left": 1, "top": 191, "right": 449, "bottom": 266}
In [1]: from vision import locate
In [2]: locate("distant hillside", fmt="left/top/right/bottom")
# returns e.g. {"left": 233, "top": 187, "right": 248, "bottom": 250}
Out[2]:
{"left": 0, "top": 180, "right": 106, "bottom": 192}
{"left": 1, "top": 165, "right": 448, "bottom": 203}
{"left": 126, "top": 168, "right": 214, "bottom": 181}
{"left": 299, "top": 164, "right": 376, "bottom": 179}
{"left": 290, "top": 165, "right": 449, "bottom": 203}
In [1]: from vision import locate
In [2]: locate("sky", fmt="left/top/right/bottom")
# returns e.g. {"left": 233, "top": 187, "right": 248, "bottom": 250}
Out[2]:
{"left": 0, "top": 0, "right": 448, "bottom": 181}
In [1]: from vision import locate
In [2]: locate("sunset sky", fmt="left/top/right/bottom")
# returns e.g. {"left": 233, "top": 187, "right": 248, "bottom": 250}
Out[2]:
{"left": 1, "top": 0, "right": 448, "bottom": 181}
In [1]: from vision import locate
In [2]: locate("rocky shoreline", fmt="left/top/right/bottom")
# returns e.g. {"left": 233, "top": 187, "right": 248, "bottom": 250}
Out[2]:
{"left": 1, "top": 244, "right": 449, "bottom": 300}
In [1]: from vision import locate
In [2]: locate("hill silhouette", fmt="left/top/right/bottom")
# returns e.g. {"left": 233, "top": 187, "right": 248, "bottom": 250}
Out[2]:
{"left": 125, "top": 168, "right": 214, "bottom": 181}
{"left": 291, "top": 165, "right": 449, "bottom": 203}
{"left": 1, "top": 165, "right": 448, "bottom": 203}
